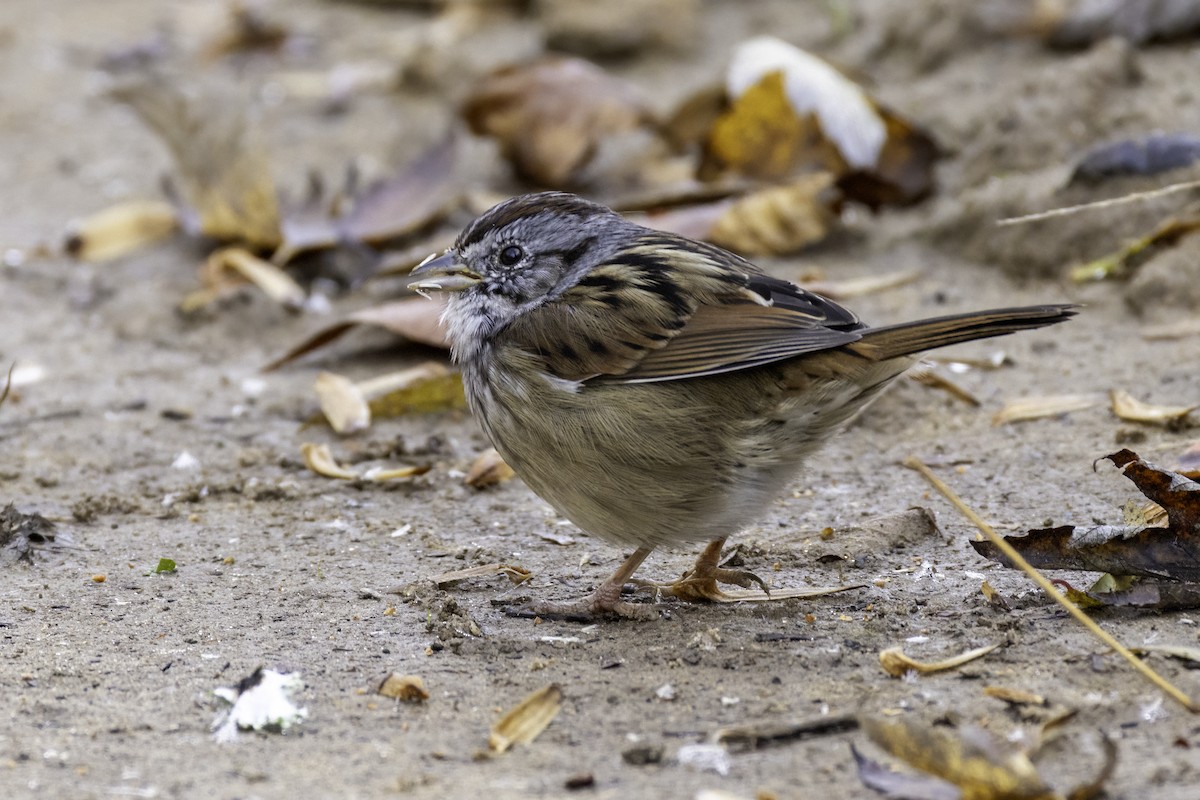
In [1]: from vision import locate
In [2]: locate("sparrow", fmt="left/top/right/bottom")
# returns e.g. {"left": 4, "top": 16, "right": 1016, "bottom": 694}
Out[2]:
{"left": 412, "top": 191, "right": 1075, "bottom": 619}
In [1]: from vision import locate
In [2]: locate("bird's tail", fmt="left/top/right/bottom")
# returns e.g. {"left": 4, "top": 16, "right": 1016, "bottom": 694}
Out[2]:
{"left": 849, "top": 304, "right": 1078, "bottom": 361}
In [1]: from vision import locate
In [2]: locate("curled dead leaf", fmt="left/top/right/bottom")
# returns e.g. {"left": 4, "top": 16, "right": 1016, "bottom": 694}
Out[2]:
{"left": 363, "top": 365, "right": 466, "bottom": 419}
{"left": 465, "top": 448, "right": 515, "bottom": 488}
{"left": 64, "top": 199, "right": 179, "bottom": 262}
{"left": 488, "top": 684, "right": 563, "bottom": 754}
{"left": 300, "top": 442, "right": 358, "bottom": 480}
{"left": 992, "top": 394, "right": 1099, "bottom": 425}
{"left": 377, "top": 673, "right": 430, "bottom": 703}
{"left": 879, "top": 643, "right": 999, "bottom": 677}
{"left": 183, "top": 247, "right": 306, "bottom": 312}
{"left": 982, "top": 686, "right": 1045, "bottom": 707}
{"left": 1109, "top": 388, "right": 1196, "bottom": 429}
{"left": 462, "top": 56, "right": 651, "bottom": 187}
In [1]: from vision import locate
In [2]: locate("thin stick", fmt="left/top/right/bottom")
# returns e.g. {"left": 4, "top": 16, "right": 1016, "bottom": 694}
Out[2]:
{"left": 996, "top": 179, "right": 1200, "bottom": 226}
{"left": 903, "top": 456, "right": 1198, "bottom": 713}
{"left": 0, "top": 363, "right": 13, "bottom": 409}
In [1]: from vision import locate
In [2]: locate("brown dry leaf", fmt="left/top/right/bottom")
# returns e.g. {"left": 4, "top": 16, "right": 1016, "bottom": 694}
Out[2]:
{"left": 1132, "top": 644, "right": 1200, "bottom": 667}
{"left": 1109, "top": 388, "right": 1196, "bottom": 429}
{"left": 183, "top": 247, "right": 306, "bottom": 312}
{"left": 983, "top": 686, "right": 1046, "bottom": 707}
{"left": 462, "top": 56, "right": 650, "bottom": 187}
{"left": 706, "top": 174, "right": 839, "bottom": 256}
{"left": 300, "top": 442, "right": 358, "bottom": 480}
{"left": 859, "top": 718, "right": 1050, "bottom": 799}
{"left": 264, "top": 297, "right": 448, "bottom": 371}
{"left": 879, "top": 643, "right": 1000, "bottom": 678}
{"left": 972, "top": 449, "right": 1200, "bottom": 590}
{"left": 429, "top": 563, "right": 532, "bottom": 589}
{"left": 314, "top": 371, "right": 370, "bottom": 434}
{"left": 338, "top": 138, "right": 459, "bottom": 250}
{"left": 64, "top": 200, "right": 179, "bottom": 262}
{"left": 110, "top": 72, "right": 281, "bottom": 248}
{"left": 855, "top": 717, "right": 1120, "bottom": 800}
{"left": 980, "top": 580, "right": 1012, "bottom": 611}
{"left": 699, "top": 37, "right": 938, "bottom": 205}
{"left": 377, "top": 673, "right": 429, "bottom": 703}
{"left": 991, "top": 394, "right": 1100, "bottom": 425}
{"left": 465, "top": 448, "right": 515, "bottom": 488}
{"left": 488, "top": 684, "right": 563, "bottom": 754}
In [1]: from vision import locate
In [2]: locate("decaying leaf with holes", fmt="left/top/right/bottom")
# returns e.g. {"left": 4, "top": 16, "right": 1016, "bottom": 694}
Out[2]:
{"left": 972, "top": 449, "right": 1200, "bottom": 608}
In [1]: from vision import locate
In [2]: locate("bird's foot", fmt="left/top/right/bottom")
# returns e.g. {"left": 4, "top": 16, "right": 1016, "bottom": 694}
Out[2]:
{"left": 503, "top": 561, "right": 660, "bottom": 621}
{"left": 640, "top": 563, "right": 770, "bottom": 603}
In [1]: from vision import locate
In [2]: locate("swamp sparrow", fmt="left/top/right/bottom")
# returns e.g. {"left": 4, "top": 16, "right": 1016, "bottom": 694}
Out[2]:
{"left": 413, "top": 192, "right": 1074, "bottom": 620}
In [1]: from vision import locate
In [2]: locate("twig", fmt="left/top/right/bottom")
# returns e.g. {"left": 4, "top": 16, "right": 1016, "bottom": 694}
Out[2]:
{"left": 903, "top": 456, "right": 1198, "bottom": 713}
{"left": 996, "top": 179, "right": 1200, "bottom": 226}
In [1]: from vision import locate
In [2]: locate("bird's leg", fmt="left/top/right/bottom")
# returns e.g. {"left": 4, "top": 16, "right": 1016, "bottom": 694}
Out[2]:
{"left": 657, "top": 538, "right": 769, "bottom": 602}
{"left": 506, "top": 547, "right": 660, "bottom": 621}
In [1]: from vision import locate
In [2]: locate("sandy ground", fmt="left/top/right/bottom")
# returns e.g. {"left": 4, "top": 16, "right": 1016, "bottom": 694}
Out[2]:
{"left": 3, "top": 1, "right": 1200, "bottom": 798}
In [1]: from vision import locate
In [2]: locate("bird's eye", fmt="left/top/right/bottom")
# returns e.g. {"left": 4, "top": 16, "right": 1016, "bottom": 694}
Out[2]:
{"left": 498, "top": 245, "right": 524, "bottom": 267}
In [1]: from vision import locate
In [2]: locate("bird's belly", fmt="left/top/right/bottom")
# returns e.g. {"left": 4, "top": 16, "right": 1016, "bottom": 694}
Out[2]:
{"left": 466, "top": 366, "right": 829, "bottom": 550}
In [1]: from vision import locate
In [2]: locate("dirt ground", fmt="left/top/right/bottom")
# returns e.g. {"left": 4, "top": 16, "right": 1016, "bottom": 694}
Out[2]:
{"left": 3, "top": 1, "right": 1200, "bottom": 798}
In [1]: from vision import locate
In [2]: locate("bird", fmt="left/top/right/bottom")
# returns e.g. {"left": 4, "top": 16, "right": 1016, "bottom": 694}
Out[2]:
{"left": 411, "top": 191, "right": 1075, "bottom": 620}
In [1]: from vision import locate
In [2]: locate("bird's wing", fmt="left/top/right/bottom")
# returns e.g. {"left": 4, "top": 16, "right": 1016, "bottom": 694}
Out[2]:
{"left": 502, "top": 237, "right": 865, "bottom": 384}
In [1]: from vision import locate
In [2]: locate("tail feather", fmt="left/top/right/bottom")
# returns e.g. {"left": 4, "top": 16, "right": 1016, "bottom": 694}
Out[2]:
{"left": 850, "top": 304, "right": 1078, "bottom": 361}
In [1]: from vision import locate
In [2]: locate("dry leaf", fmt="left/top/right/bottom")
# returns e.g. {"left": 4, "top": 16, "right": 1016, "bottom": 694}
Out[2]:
{"left": 711, "top": 714, "right": 858, "bottom": 753}
{"left": 879, "top": 643, "right": 999, "bottom": 677}
{"left": 365, "top": 366, "right": 466, "bottom": 419}
{"left": 462, "top": 56, "right": 650, "bottom": 187}
{"left": 1109, "top": 388, "right": 1196, "bottom": 429}
{"left": 338, "top": 138, "right": 459, "bottom": 250}
{"left": 264, "top": 298, "right": 448, "bottom": 371}
{"left": 429, "top": 563, "right": 532, "bottom": 588}
{"left": 980, "top": 580, "right": 1011, "bottom": 611}
{"left": 363, "top": 465, "right": 430, "bottom": 481}
{"left": 488, "top": 684, "right": 563, "bottom": 754}
{"left": 300, "top": 442, "right": 358, "bottom": 480}
{"left": 983, "top": 686, "right": 1046, "bottom": 707}
{"left": 972, "top": 449, "right": 1200, "bottom": 589}
{"left": 64, "top": 199, "right": 179, "bottom": 262}
{"left": 315, "top": 371, "right": 370, "bottom": 434}
{"left": 111, "top": 72, "right": 281, "bottom": 248}
{"left": 183, "top": 247, "right": 306, "bottom": 312}
{"left": 699, "top": 37, "right": 938, "bottom": 205}
{"left": 858, "top": 717, "right": 1117, "bottom": 800}
{"left": 1069, "top": 213, "right": 1200, "bottom": 283}
{"left": 707, "top": 174, "right": 838, "bottom": 255}
{"left": 1141, "top": 318, "right": 1200, "bottom": 341}
{"left": 465, "top": 448, "right": 515, "bottom": 488}
{"left": 377, "top": 673, "right": 430, "bottom": 703}
{"left": 992, "top": 394, "right": 1100, "bottom": 425}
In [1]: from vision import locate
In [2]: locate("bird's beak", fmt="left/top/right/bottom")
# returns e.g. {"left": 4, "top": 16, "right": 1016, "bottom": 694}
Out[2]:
{"left": 409, "top": 251, "right": 481, "bottom": 293}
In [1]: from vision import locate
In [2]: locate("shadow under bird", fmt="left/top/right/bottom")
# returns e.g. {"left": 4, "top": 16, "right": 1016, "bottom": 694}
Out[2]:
{"left": 412, "top": 191, "right": 1075, "bottom": 620}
